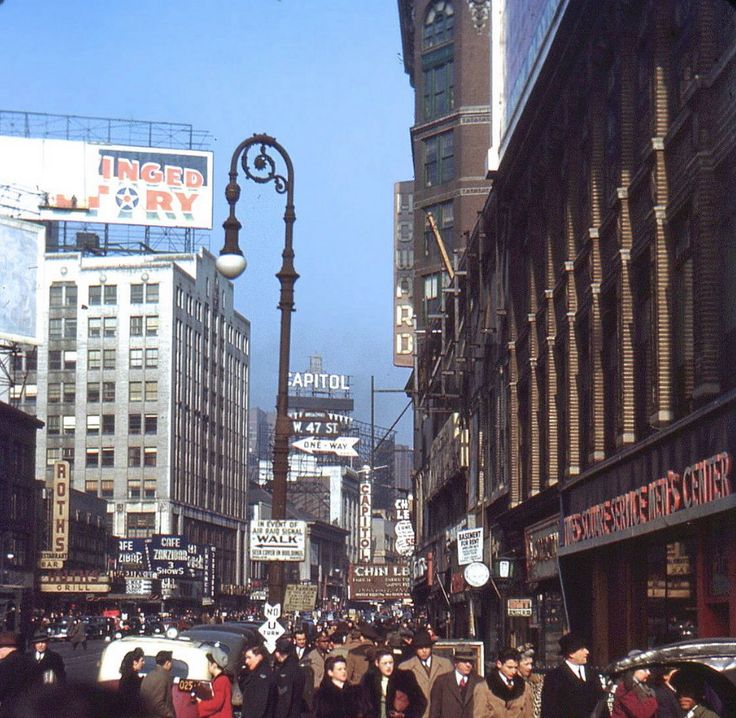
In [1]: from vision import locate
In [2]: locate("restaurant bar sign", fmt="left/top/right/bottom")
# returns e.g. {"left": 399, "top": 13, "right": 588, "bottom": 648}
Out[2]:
{"left": 564, "top": 452, "right": 732, "bottom": 546}
{"left": 39, "top": 571, "right": 110, "bottom": 593}
{"left": 348, "top": 564, "right": 410, "bottom": 601}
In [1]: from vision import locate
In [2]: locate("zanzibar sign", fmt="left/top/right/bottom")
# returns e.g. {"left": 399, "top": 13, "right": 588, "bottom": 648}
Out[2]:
{"left": 564, "top": 452, "right": 732, "bottom": 546}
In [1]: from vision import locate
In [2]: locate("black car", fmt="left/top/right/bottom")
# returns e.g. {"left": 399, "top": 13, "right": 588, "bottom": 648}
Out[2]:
{"left": 604, "top": 638, "right": 736, "bottom": 716}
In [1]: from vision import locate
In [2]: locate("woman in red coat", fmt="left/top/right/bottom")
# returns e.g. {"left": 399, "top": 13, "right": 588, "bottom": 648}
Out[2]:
{"left": 197, "top": 648, "right": 233, "bottom": 718}
{"left": 611, "top": 665, "right": 658, "bottom": 718}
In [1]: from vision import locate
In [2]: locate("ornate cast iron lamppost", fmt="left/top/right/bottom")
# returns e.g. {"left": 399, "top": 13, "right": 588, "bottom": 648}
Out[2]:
{"left": 216, "top": 134, "right": 297, "bottom": 608}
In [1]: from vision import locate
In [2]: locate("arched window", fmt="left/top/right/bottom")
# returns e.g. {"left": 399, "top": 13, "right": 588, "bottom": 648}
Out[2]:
{"left": 422, "top": 1, "right": 454, "bottom": 49}
{"left": 422, "top": 2, "right": 454, "bottom": 120}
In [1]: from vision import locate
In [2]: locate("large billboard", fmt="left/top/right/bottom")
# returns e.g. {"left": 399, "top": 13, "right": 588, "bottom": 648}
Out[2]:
{"left": 0, "top": 136, "right": 213, "bottom": 229}
{"left": 0, "top": 217, "right": 43, "bottom": 344}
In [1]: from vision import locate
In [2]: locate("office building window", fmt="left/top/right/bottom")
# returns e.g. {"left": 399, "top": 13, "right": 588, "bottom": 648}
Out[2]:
{"left": 130, "top": 316, "right": 143, "bottom": 336}
{"left": 103, "top": 317, "right": 117, "bottom": 338}
{"left": 100, "top": 480, "right": 114, "bottom": 498}
{"left": 87, "top": 382, "right": 100, "bottom": 402}
{"left": 48, "top": 383, "right": 61, "bottom": 403}
{"left": 49, "top": 318, "right": 62, "bottom": 340}
{"left": 101, "top": 448, "right": 114, "bottom": 467}
{"left": 144, "top": 447, "right": 157, "bottom": 467}
{"left": 102, "top": 414, "right": 115, "bottom": 435}
{"left": 85, "top": 480, "right": 98, "bottom": 495}
{"left": 66, "top": 285, "right": 77, "bottom": 306}
{"left": 62, "top": 416, "right": 75, "bottom": 436}
{"left": 103, "top": 349, "right": 116, "bottom": 370}
{"left": 86, "top": 448, "right": 99, "bottom": 467}
{"left": 129, "top": 414, "right": 142, "bottom": 434}
{"left": 144, "top": 414, "right": 158, "bottom": 435}
{"left": 88, "top": 350, "right": 101, "bottom": 370}
{"left": 127, "top": 512, "right": 155, "bottom": 539}
{"left": 88, "top": 318, "right": 101, "bottom": 338}
{"left": 63, "top": 351, "right": 77, "bottom": 370}
{"left": 47, "top": 415, "right": 60, "bottom": 435}
{"left": 424, "top": 272, "right": 441, "bottom": 300}
{"left": 102, "top": 382, "right": 116, "bottom": 402}
{"left": 129, "top": 381, "right": 143, "bottom": 402}
{"left": 26, "top": 350, "right": 37, "bottom": 371}
{"left": 86, "top": 415, "right": 100, "bottom": 435}
{"left": 128, "top": 447, "right": 142, "bottom": 467}
{"left": 145, "top": 316, "right": 159, "bottom": 336}
{"left": 145, "top": 348, "right": 158, "bottom": 369}
{"left": 423, "top": 201, "right": 454, "bottom": 256}
{"left": 129, "top": 349, "right": 143, "bottom": 369}
{"left": 89, "top": 286, "right": 102, "bottom": 305}
{"left": 423, "top": 0, "right": 454, "bottom": 48}
{"left": 46, "top": 448, "right": 61, "bottom": 465}
{"left": 128, "top": 481, "right": 141, "bottom": 499}
{"left": 62, "top": 447, "right": 75, "bottom": 465}
{"left": 423, "top": 58, "right": 454, "bottom": 120}
{"left": 131, "top": 284, "right": 144, "bottom": 304}
{"left": 64, "top": 318, "right": 77, "bottom": 339}
{"left": 63, "top": 383, "right": 75, "bottom": 403}
{"left": 146, "top": 284, "right": 159, "bottom": 303}
{"left": 424, "top": 131, "right": 454, "bottom": 187}
{"left": 49, "top": 351, "right": 62, "bottom": 370}
{"left": 49, "top": 285, "right": 64, "bottom": 307}
{"left": 144, "top": 479, "right": 157, "bottom": 499}
{"left": 103, "top": 285, "right": 117, "bottom": 305}
{"left": 145, "top": 381, "right": 158, "bottom": 402}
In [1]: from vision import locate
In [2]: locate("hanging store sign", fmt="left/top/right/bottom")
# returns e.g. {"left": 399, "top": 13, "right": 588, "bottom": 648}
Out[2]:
{"left": 146, "top": 535, "right": 189, "bottom": 577}
{"left": 39, "top": 572, "right": 110, "bottom": 593}
{"left": 563, "top": 452, "right": 733, "bottom": 547}
{"left": 507, "top": 597, "right": 534, "bottom": 617}
{"left": 52, "top": 461, "right": 70, "bottom": 557}
{"left": 359, "top": 481, "right": 372, "bottom": 562}
{"left": 348, "top": 564, "right": 410, "bottom": 601}
{"left": 457, "top": 528, "right": 484, "bottom": 565}
{"left": 250, "top": 520, "right": 306, "bottom": 561}
{"left": 525, "top": 517, "right": 560, "bottom": 582}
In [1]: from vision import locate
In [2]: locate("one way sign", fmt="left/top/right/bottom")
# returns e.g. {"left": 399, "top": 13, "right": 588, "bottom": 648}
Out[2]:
{"left": 249, "top": 520, "right": 307, "bottom": 561}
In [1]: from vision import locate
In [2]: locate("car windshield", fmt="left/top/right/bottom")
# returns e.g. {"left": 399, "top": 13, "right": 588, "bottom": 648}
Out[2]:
{"left": 141, "top": 657, "right": 191, "bottom": 680}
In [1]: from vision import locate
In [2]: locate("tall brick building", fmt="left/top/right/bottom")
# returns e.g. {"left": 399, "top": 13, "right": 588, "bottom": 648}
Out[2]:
{"left": 403, "top": 0, "right": 736, "bottom": 662}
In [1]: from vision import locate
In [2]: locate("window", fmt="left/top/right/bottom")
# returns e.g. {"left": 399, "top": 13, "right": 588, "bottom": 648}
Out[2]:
{"left": 128, "top": 481, "right": 141, "bottom": 499}
{"left": 66, "top": 285, "right": 77, "bottom": 306}
{"left": 127, "top": 512, "right": 155, "bottom": 539}
{"left": 101, "top": 448, "right": 114, "bottom": 467}
{"left": 144, "top": 447, "right": 158, "bottom": 467}
{"left": 85, "top": 480, "right": 98, "bottom": 495}
{"left": 64, "top": 318, "right": 77, "bottom": 339}
{"left": 423, "top": 201, "right": 454, "bottom": 256}
{"left": 130, "top": 316, "right": 143, "bottom": 336}
{"left": 146, "top": 284, "right": 159, "bottom": 303}
{"left": 102, "top": 382, "right": 115, "bottom": 402}
{"left": 145, "top": 316, "right": 159, "bottom": 336}
{"left": 145, "top": 348, "right": 158, "bottom": 369}
{"left": 88, "top": 350, "right": 101, "bottom": 370}
{"left": 423, "top": 56, "right": 454, "bottom": 120}
{"left": 129, "top": 348, "right": 143, "bottom": 369}
{"left": 49, "top": 285, "right": 64, "bottom": 307}
{"left": 103, "top": 317, "right": 117, "bottom": 338}
{"left": 100, "top": 480, "right": 114, "bottom": 498}
{"left": 144, "top": 480, "right": 157, "bottom": 499}
{"left": 129, "top": 414, "right": 142, "bottom": 434}
{"left": 129, "top": 381, "right": 143, "bottom": 402}
{"left": 63, "top": 351, "right": 77, "bottom": 370}
{"left": 103, "top": 349, "right": 115, "bottom": 370}
{"left": 46, "top": 448, "right": 61, "bottom": 465}
{"left": 62, "top": 447, "right": 75, "bottom": 464}
{"left": 48, "top": 383, "right": 61, "bottom": 403}
{"left": 144, "top": 414, "right": 158, "bottom": 435}
{"left": 86, "top": 415, "right": 100, "bottom": 435}
{"left": 62, "top": 416, "right": 75, "bottom": 436}
{"left": 49, "top": 318, "right": 62, "bottom": 340}
{"left": 26, "top": 350, "right": 37, "bottom": 371}
{"left": 49, "top": 351, "right": 62, "bottom": 370}
{"left": 131, "top": 284, "right": 144, "bottom": 304}
{"left": 424, "top": 273, "right": 441, "bottom": 300}
{"left": 63, "top": 383, "right": 75, "bottom": 403}
{"left": 128, "top": 447, "right": 142, "bottom": 467}
{"left": 47, "top": 415, "right": 60, "bottom": 435}
{"left": 87, "top": 382, "right": 100, "bottom": 402}
{"left": 102, "top": 414, "right": 115, "bottom": 434}
{"left": 88, "top": 318, "right": 101, "bottom": 338}
{"left": 145, "top": 381, "right": 158, "bottom": 402}
{"left": 422, "top": 0, "right": 454, "bottom": 48}
{"left": 89, "top": 286, "right": 102, "bottom": 305}
{"left": 103, "top": 285, "right": 117, "bottom": 305}
{"left": 86, "top": 448, "right": 99, "bottom": 467}
{"left": 424, "top": 131, "right": 454, "bottom": 187}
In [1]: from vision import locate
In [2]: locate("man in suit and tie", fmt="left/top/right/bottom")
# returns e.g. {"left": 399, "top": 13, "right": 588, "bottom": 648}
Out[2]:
{"left": 400, "top": 629, "right": 453, "bottom": 718}
{"left": 429, "top": 647, "right": 485, "bottom": 718}
{"left": 30, "top": 629, "right": 66, "bottom": 685}
{"left": 540, "top": 633, "right": 605, "bottom": 718}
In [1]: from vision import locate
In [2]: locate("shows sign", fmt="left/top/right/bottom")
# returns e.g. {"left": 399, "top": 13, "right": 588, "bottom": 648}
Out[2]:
{"left": 348, "top": 564, "right": 410, "bottom": 601}
{"left": 146, "top": 535, "right": 189, "bottom": 577}
{"left": 250, "top": 520, "right": 306, "bottom": 562}
{"left": 0, "top": 136, "right": 213, "bottom": 229}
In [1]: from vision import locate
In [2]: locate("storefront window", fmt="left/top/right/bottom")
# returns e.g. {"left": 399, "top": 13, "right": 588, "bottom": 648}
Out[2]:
{"left": 647, "top": 539, "right": 697, "bottom": 646}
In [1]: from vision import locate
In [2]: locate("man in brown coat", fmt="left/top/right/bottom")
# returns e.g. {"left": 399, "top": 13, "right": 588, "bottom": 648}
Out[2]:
{"left": 399, "top": 629, "right": 453, "bottom": 718}
{"left": 346, "top": 624, "right": 378, "bottom": 685}
{"left": 429, "top": 647, "right": 485, "bottom": 718}
{"left": 140, "top": 649, "right": 175, "bottom": 718}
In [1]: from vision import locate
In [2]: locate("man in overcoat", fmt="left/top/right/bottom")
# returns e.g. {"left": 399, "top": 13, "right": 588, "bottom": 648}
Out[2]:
{"left": 30, "top": 629, "right": 66, "bottom": 685}
{"left": 428, "top": 647, "right": 485, "bottom": 718}
{"left": 540, "top": 633, "right": 605, "bottom": 718}
{"left": 399, "top": 629, "right": 452, "bottom": 718}
{"left": 273, "top": 637, "right": 307, "bottom": 718}
{"left": 239, "top": 644, "right": 273, "bottom": 718}
{"left": 140, "top": 649, "right": 175, "bottom": 718}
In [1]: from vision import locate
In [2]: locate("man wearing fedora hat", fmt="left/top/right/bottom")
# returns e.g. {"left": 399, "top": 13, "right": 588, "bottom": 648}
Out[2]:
{"left": 540, "top": 633, "right": 606, "bottom": 718}
{"left": 400, "top": 629, "right": 453, "bottom": 718}
{"left": 30, "top": 628, "right": 66, "bottom": 685}
{"left": 429, "top": 647, "right": 485, "bottom": 718}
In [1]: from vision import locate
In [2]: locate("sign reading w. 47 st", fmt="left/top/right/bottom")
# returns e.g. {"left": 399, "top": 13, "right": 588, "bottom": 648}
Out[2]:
{"left": 250, "top": 520, "right": 307, "bottom": 561}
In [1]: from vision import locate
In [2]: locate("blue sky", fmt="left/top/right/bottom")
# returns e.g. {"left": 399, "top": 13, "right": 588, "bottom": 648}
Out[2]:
{"left": 0, "top": 1, "right": 415, "bottom": 442}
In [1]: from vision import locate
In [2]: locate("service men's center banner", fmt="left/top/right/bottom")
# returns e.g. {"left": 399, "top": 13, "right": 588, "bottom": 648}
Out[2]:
{"left": 0, "top": 136, "right": 213, "bottom": 229}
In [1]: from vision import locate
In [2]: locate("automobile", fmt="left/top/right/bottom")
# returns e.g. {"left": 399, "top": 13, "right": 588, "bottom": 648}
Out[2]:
{"left": 47, "top": 619, "right": 70, "bottom": 641}
{"left": 85, "top": 615, "right": 114, "bottom": 640}
{"left": 181, "top": 622, "right": 259, "bottom": 647}
{"left": 604, "top": 638, "right": 736, "bottom": 716}
{"left": 98, "top": 635, "right": 228, "bottom": 718}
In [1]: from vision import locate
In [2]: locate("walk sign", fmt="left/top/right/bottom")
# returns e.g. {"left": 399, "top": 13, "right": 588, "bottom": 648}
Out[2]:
{"left": 250, "top": 520, "right": 307, "bottom": 561}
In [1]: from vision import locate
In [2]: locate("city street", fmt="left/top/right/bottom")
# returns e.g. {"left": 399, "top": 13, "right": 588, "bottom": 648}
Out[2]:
{"left": 47, "top": 639, "right": 107, "bottom": 685}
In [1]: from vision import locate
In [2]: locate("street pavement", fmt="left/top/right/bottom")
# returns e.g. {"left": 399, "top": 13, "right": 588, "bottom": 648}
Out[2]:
{"left": 46, "top": 638, "right": 108, "bottom": 685}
